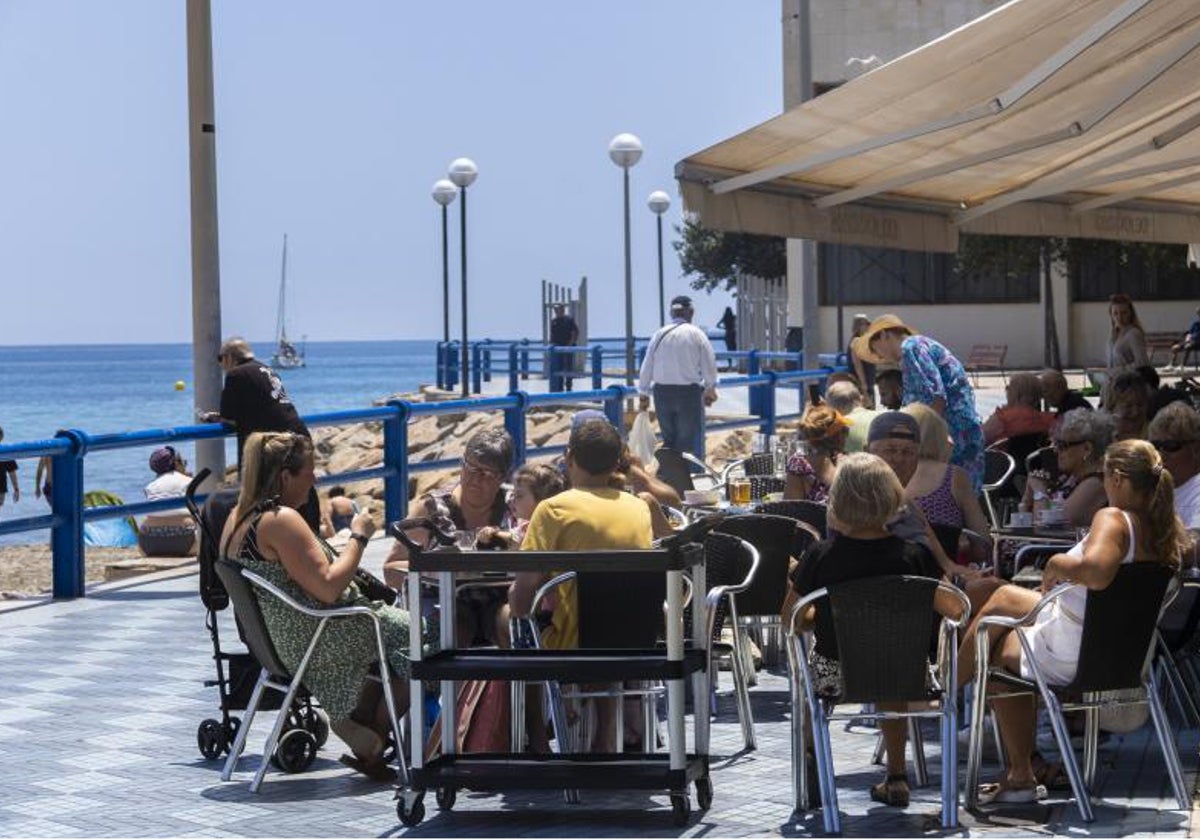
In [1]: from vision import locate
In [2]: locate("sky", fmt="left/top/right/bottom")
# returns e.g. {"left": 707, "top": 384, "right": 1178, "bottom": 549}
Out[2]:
{"left": 0, "top": 1, "right": 783, "bottom": 346}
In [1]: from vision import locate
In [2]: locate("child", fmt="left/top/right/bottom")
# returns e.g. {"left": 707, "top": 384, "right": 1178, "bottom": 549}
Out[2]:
{"left": 477, "top": 463, "right": 564, "bottom": 550}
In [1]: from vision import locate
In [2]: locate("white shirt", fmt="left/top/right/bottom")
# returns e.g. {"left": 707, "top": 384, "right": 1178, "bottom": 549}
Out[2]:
{"left": 637, "top": 319, "right": 719, "bottom": 395}
{"left": 145, "top": 471, "right": 192, "bottom": 502}
{"left": 1175, "top": 472, "right": 1200, "bottom": 530}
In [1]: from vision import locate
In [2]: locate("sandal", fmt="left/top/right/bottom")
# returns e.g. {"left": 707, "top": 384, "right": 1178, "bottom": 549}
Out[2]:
{"left": 977, "top": 781, "right": 1047, "bottom": 805}
{"left": 332, "top": 718, "right": 385, "bottom": 763}
{"left": 869, "top": 773, "right": 910, "bottom": 808}
{"left": 1030, "top": 752, "right": 1070, "bottom": 791}
{"left": 338, "top": 753, "right": 397, "bottom": 782}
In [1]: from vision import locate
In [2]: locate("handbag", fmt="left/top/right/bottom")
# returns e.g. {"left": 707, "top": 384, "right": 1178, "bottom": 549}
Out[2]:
{"left": 629, "top": 410, "right": 657, "bottom": 466}
{"left": 424, "top": 679, "right": 511, "bottom": 758}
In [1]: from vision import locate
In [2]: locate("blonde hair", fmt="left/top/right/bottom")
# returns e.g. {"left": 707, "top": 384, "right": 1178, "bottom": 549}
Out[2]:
{"left": 828, "top": 452, "right": 905, "bottom": 532}
{"left": 902, "top": 402, "right": 952, "bottom": 462}
{"left": 233, "top": 432, "right": 313, "bottom": 529}
{"left": 1104, "top": 439, "right": 1187, "bottom": 567}
{"left": 799, "top": 404, "right": 849, "bottom": 457}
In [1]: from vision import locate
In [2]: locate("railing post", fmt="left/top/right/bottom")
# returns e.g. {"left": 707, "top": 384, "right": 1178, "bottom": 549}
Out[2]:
{"left": 760, "top": 371, "right": 777, "bottom": 437}
{"left": 505, "top": 392, "right": 529, "bottom": 467}
{"left": 519, "top": 339, "right": 530, "bottom": 381}
{"left": 472, "top": 344, "right": 483, "bottom": 394}
{"left": 605, "top": 386, "right": 626, "bottom": 430}
{"left": 51, "top": 430, "right": 86, "bottom": 599}
{"left": 384, "top": 401, "right": 410, "bottom": 524}
{"left": 446, "top": 342, "right": 459, "bottom": 392}
{"left": 435, "top": 342, "right": 444, "bottom": 390}
{"left": 508, "top": 345, "right": 519, "bottom": 394}
{"left": 591, "top": 344, "right": 603, "bottom": 390}
{"left": 747, "top": 350, "right": 762, "bottom": 417}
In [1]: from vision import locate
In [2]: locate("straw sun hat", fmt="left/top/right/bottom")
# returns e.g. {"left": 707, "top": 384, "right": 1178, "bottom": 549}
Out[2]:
{"left": 850, "top": 314, "right": 915, "bottom": 364}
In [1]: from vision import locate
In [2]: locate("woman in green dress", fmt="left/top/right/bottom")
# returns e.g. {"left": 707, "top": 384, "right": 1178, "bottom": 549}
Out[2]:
{"left": 220, "top": 431, "right": 415, "bottom": 780}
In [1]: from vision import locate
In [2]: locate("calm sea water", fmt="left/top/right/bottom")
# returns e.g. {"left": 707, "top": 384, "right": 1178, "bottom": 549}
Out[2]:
{"left": 0, "top": 340, "right": 436, "bottom": 543}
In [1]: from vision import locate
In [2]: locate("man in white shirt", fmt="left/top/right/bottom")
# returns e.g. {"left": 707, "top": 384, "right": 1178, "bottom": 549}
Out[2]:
{"left": 1147, "top": 401, "right": 1200, "bottom": 529}
{"left": 637, "top": 295, "right": 719, "bottom": 460}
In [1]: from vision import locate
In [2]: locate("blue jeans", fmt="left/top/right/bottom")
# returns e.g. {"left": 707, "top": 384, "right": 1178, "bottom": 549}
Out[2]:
{"left": 653, "top": 384, "right": 705, "bottom": 461}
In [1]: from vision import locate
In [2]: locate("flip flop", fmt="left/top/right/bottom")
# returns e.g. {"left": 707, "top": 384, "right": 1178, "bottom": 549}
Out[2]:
{"left": 338, "top": 753, "right": 398, "bottom": 783}
{"left": 1031, "top": 753, "right": 1071, "bottom": 791}
{"left": 977, "top": 782, "right": 1047, "bottom": 805}
{"left": 869, "top": 774, "right": 910, "bottom": 808}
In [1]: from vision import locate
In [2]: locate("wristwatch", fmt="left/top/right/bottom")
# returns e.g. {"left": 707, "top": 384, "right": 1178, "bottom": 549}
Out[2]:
{"left": 349, "top": 533, "right": 370, "bottom": 548}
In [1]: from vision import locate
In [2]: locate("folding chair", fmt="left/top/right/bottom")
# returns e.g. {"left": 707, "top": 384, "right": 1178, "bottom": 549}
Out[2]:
{"left": 786, "top": 575, "right": 970, "bottom": 832}
{"left": 213, "top": 559, "right": 409, "bottom": 793}
{"left": 966, "top": 562, "right": 1188, "bottom": 821}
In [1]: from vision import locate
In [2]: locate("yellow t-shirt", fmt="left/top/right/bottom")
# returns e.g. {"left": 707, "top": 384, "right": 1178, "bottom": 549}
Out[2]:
{"left": 521, "top": 487, "right": 653, "bottom": 650}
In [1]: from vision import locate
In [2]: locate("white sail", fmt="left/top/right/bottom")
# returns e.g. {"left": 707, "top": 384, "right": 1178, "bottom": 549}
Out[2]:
{"left": 271, "top": 234, "right": 305, "bottom": 369}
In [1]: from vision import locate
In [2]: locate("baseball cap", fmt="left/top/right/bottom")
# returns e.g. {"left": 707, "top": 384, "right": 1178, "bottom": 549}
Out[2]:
{"left": 867, "top": 411, "right": 920, "bottom": 445}
{"left": 670, "top": 295, "right": 693, "bottom": 310}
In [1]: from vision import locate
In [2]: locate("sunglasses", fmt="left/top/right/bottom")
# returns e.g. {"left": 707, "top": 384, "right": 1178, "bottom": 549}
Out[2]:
{"left": 1053, "top": 439, "right": 1087, "bottom": 452}
{"left": 1152, "top": 439, "right": 1192, "bottom": 453}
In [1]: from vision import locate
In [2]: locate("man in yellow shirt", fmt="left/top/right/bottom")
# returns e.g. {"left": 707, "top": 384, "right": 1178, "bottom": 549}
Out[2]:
{"left": 508, "top": 418, "right": 653, "bottom": 750}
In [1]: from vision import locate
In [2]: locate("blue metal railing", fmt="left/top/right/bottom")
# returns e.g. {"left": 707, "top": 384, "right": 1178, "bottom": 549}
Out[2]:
{"left": 0, "top": 362, "right": 842, "bottom": 600}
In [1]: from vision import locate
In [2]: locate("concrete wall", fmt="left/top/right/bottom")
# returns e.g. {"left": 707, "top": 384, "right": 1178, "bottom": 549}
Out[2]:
{"left": 1069, "top": 301, "right": 1198, "bottom": 368}
{"left": 809, "top": 0, "right": 1004, "bottom": 85}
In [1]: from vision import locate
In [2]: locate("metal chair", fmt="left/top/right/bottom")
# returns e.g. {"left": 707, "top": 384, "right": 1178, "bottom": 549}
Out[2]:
{"left": 786, "top": 575, "right": 970, "bottom": 832}
{"left": 722, "top": 452, "right": 776, "bottom": 480}
{"left": 1154, "top": 577, "right": 1200, "bottom": 728}
{"left": 654, "top": 447, "right": 722, "bottom": 496}
{"left": 981, "top": 449, "right": 1016, "bottom": 529}
{"left": 212, "top": 558, "right": 409, "bottom": 793}
{"left": 756, "top": 499, "right": 827, "bottom": 538}
{"left": 966, "top": 562, "right": 1188, "bottom": 821}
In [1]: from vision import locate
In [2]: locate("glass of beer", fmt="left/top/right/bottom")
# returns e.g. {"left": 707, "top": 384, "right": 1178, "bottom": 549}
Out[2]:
{"left": 730, "top": 478, "right": 752, "bottom": 507}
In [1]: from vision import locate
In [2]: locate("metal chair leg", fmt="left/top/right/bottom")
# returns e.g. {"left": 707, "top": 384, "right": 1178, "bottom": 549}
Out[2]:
{"left": 728, "top": 614, "right": 757, "bottom": 751}
{"left": 1146, "top": 670, "right": 1192, "bottom": 810}
{"left": 1043, "top": 690, "right": 1094, "bottom": 822}
{"left": 909, "top": 718, "right": 928, "bottom": 787}
{"left": 510, "top": 680, "right": 526, "bottom": 752}
{"left": 1082, "top": 700, "right": 1099, "bottom": 790}
{"left": 222, "top": 670, "right": 268, "bottom": 782}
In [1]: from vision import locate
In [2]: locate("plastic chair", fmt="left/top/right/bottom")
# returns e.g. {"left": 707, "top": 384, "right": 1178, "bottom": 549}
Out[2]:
{"left": 786, "top": 575, "right": 970, "bottom": 832}
{"left": 966, "top": 562, "right": 1187, "bottom": 821}
{"left": 756, "top": 499, "right": 828, "bottom": 538}
{"left": 212, "top": 558, "right": 409, "bottom": 793}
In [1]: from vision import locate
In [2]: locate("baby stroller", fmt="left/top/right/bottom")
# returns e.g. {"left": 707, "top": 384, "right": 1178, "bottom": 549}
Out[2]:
{"left": 186, "top": 469, "right": 330, "bottom": 772}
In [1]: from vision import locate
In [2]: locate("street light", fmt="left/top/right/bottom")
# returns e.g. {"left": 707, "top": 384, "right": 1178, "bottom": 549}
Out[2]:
{"left": 647, "top": 190, "right": 671, "bottom": 325}
{"left": 448, "top": 157, "right": 477, "bottom": 398}
{"left": 431, "top": 179, "right": 458, "bottom": 347}
{"left": 608, "top": 132, "right": 642, "bottom": 387}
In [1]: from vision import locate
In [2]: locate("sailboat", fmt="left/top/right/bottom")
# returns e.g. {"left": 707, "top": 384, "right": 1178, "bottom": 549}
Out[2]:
{"left": 271, "top": 234, "right": 306, "bottom": 369}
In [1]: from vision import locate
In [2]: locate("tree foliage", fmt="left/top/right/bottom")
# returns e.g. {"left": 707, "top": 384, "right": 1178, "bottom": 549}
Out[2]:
{"left": 672, "top": 217, "right": 786, "bottom": 293}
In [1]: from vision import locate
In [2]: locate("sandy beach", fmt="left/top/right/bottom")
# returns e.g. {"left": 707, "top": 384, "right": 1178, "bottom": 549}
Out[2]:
{"left": 0, "top": 544, "right": 133, "bottom": 599}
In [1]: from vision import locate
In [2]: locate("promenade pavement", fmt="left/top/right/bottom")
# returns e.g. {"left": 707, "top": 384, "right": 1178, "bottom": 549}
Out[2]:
{"left": 1, "top": 535, "right": 1196, "bottom": 838}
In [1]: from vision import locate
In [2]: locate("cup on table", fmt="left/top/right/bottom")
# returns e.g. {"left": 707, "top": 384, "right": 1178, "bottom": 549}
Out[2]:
{"left": 729, "top": 478, "right": 752, "bottom": 507}
{"left": 454, "top": 529, "right": 478, "bottom": 551}
{"left": 1008, "top": 511, "right": 1034, "bottom": 528}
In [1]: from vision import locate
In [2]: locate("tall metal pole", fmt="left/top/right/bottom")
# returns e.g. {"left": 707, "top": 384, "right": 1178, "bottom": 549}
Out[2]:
{"left": 441, "top": 204, "right": 450, "bottom": 344}
{"left": 623, "top": 167, "right": 634, "bottom": 387}
{"left": 460, "top": 186, "right": 470, "bottom": 398}
{"left": 186, "top": 0, "right": 225, "bottom": 488}
{"left": 656, "top": 213, "right": 665, "bottom": 326}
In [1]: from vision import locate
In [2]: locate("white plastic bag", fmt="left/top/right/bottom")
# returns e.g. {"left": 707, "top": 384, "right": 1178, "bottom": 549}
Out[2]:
{"left": 629, "top": 410, "right": 657, "bottom": 466}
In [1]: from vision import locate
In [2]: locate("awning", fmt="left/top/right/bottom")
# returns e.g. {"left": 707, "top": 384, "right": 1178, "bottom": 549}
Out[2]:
{"left": 676, "top": 0, "right": 1200, "bottom": 253}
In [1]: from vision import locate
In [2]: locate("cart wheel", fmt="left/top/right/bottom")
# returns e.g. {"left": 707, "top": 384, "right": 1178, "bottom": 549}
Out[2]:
{"left": 397, "top": 796, "right": 426, "bottom": 827}
{"left": 695, "top": 776, "right": 713, "bottom": 811}
{"left": 301, "top": 706, "right": 331, "bottom": 748}
{"left": 671, "top": 793, "right": 692, "bottom": 826}
{"left": 436, "top": 787, "right": 457, "bottom": 811}
{"left": 223, "top": 716, "right": 242, "bottom": 752}
{"left": 274, "top": 728, "right": 318, "bottom": 773}
{"left": 197, "top": 719, "right": 225, "bottom": 760}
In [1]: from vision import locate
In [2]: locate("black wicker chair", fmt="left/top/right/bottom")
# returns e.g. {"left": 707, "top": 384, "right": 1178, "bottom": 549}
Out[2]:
{"left": 757, "top": 499, "right": 827, "bottom": 538}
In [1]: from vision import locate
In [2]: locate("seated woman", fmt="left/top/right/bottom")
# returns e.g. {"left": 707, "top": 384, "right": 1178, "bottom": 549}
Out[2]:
{"left": 785, "top": 405, "right": 850, "bottom": 502}
{"left": 220, "top": 431, "right": 417, "bottom": 781}
{"left": 789, "top": 452, "right": 958, "bottom": 808}
{"left": 902, "top": 403, "right": 990, "bottom": 539}
{"left": 957, "top": 439, "right": 1187, "bottom": 803}
{"left": 982, "top": 373, "right": 1056, "bottom": 448}
{"left": 1019, "top": 408, "right": 1112, "bottom": 528}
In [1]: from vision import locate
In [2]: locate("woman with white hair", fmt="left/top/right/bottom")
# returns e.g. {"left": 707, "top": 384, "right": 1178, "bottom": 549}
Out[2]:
{"left": 1019, "top": 408, "right": 1113, "bottom": 528}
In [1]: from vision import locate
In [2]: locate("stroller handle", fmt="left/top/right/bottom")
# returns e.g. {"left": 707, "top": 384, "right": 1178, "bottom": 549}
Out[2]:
{"left": 387, "top": 517, "right": 456, "bottom": 554}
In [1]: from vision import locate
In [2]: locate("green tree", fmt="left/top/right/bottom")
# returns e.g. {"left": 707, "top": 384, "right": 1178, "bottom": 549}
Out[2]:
{"left": 672, "top": 217, "right": 786, "bottom": 293}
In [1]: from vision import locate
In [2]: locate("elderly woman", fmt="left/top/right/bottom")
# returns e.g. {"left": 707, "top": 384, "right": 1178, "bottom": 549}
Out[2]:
{"left": 902, "top": 403, "right": 990, "bottom": 536}
{"left": 982, "top": 373, "right": 1056, "bottom": 447}
{"left": 1103, "top": 369, "right": 1153, "bottom": 441}
{"left": 958, "top": 439, "right": 1187, "bottom": 802}
{"left": 785, "top": 404, "right": 851, "bottom": 502}
{"left": 220, "top": 432, "right": 416, "bottom": 781}
{"left": 1107, "top": 293, "right": 1149, "bottom": 372}
{"left": 857, "top": 314, "right": 985, "bottom": 491}
{"left": 789, "top": 452, "right": 955, "bottom": 807}
{"left": 1020, "top": 408, "right": 1113, "bottom": 528}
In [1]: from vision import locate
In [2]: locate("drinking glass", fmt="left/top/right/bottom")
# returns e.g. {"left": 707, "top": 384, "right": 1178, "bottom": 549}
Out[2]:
{"left": 455, "top": 529, "right": 478, "bottom": 551}
{"left": 731, "top": 479, "right": 752, "bottom": 507}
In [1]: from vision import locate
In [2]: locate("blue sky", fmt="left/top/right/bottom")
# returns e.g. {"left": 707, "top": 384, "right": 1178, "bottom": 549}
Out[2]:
{"left": 0, "top": 1, "right": 781, "bottom": 345}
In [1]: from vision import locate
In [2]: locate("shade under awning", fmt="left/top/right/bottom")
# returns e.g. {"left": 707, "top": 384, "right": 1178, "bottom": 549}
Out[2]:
{"left": 676, "top": 0, "right": 1200, "bottom": 253}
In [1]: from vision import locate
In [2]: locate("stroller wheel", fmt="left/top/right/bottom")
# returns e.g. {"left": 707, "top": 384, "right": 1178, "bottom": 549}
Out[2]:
{"left": 274, "top": 728, "right": 318, "bottom": 773}
{"left": 223, "top": 716, "right": 241, "bottom": 751}
{"left": 301, "top": 706, "right": 331, "bottom": 748}
{"left": 197, "top": 719, "right": 226, "bottom": 760}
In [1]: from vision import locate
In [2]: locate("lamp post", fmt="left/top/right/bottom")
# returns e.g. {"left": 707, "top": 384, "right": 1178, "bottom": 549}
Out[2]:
{"left": 647, "top": 190, "right": 671, "bottom": 326}
{"left": 431, "top": 179, "right": 457, "bottom": 347}
{"left": 608, "top": 133, "right": 642, "bottom": 387}
{"left": 448, "top": 158, "right": 477, "bottom": 398}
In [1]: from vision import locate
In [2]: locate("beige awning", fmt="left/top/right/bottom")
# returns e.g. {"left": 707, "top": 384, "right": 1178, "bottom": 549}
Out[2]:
{"left": 676, "top": 0, "right": 1200, "bottom": 253}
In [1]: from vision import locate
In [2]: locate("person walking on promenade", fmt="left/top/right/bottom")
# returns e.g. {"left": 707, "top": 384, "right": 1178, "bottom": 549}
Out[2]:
{"left": 1107, "top": 293, "right": 1149, "bottom": 373}
{"left": 716, "top": 306, "right": 737, "bottom": 352}
{"left": 34, "top": 455, "right": 51, "bottom": 507}
{"left": 1167, "top": 306, "right": 1200, "bottom": 371}
{"left": 200, "top": 337, "right": 318, "bottom": 530}
{"left": 638, "top": 295, "right": 719, "bottom": 461}
{"left": 548, "top": 303, "right": 579, "bottom": 392}
{"left": 0, "top": 427, "right": 19, "bottom": 516}
{"left": 856, "top": 314, "right": 985, "bottom": 491}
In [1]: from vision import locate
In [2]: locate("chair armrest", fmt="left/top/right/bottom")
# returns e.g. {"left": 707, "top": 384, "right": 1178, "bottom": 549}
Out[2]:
{"left": 784, "top": 587, "right": 829, "bottom": 637}
{"left": 530, "top": 571, "right": 576, "bottom": 615}
{"left": 241, "top": 568, "right": 379, "bottom": 621}
{"left": 976, "top": 582, "right": 1075, "bottom": 632}
{"left": 1013, "top": 543, "right": 1069, "bottom": 573}
{"left": 935, "top": 580, "right": 972, "bottom": 629}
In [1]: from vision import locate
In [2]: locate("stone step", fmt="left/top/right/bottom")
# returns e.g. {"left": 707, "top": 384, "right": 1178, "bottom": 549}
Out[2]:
{"left": 103, "top": 556, "right": 198, "bottom": 582}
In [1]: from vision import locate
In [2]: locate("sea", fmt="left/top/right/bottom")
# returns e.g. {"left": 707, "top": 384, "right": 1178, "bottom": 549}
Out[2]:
{"left": 0, "top": 340, "right": 437, "bottom": 544}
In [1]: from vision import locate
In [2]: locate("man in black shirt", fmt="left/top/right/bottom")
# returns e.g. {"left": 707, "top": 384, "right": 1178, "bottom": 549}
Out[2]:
{"left": 548, "top": 303, "right": 579, "bottom": 392}
{"left": 1039, "top": 369, "right": 1092, "bottom": 418}
{"left": 0, "top": 425, "right": 19, "bottom": 516}
{"left": 201, "top": 337, "right": 318, "bottom": 530}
